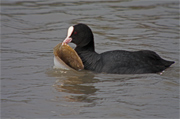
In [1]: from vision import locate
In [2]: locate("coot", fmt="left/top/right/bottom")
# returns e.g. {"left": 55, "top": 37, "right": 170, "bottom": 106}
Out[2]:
{"left": 63, "top": 23, "right": 174, "bottom": 74}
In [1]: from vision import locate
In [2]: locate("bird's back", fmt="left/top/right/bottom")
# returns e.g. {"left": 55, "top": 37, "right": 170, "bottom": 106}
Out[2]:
{"left": 100, "top": 50, "right": 174, "bottom": 74}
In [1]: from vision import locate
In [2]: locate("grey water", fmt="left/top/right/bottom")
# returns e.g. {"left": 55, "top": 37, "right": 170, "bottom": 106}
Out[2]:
{"left": 1, "top": 0, "right": 179, "bottom": 118}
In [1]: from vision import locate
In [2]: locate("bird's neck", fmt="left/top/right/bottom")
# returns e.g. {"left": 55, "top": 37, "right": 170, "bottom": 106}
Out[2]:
{"left": 75, "top": 39, "right": 95, "bottom": 52}
{"left": 75, "top": 44, "right": 102, "bottom": 72}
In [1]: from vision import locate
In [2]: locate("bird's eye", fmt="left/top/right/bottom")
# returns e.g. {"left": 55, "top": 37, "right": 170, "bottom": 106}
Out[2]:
{"left": 74, "top": 31, "right": 77, "bottom": 35}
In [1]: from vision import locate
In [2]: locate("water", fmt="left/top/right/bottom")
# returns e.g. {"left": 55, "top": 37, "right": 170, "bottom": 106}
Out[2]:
{"left": 1, "top": 0, "right": 179, "bottom": 118}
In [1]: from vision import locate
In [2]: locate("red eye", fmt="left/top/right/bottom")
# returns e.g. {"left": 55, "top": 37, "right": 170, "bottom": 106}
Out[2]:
{"left": 74, "top": 31, "right": 77, "bottom": 35}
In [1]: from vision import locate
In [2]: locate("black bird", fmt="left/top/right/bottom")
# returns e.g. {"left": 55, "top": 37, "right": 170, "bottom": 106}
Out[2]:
{"left": 63, "top": 23, "right": 174, "bottom": 74}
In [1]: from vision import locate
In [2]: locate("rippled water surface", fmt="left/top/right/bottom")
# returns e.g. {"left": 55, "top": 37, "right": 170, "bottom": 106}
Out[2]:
{"left": 1, "top": 0, "right": 179, "bottom": 118}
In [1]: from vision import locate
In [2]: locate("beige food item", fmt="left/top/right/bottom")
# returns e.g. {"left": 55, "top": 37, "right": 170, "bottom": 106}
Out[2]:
{"left": 53, "top": 43, "right": 84, "bottom": 70}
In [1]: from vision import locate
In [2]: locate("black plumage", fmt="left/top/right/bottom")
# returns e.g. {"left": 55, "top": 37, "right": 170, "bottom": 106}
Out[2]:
{"left": 64, "top": 23, "right": 174, "bottom": 74}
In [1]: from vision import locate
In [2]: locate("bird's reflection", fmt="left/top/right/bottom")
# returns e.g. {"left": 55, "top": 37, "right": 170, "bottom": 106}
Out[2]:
{"left": 53, "top": 71, "right": 99, "bottom": 103}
